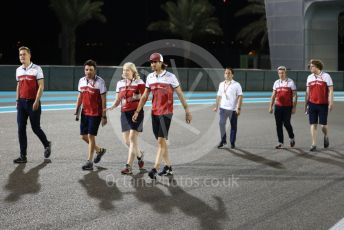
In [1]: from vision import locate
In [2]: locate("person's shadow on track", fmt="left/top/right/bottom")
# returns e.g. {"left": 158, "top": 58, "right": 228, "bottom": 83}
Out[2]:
{"left": 4, "top": 162, "right": 49, "bottom": 202}
{"left": 131, "top": 174, "right": 228, "bottom": 230}
{"left": 226, "top": 147, "right": 285, "bottom": 169}
{"left": 164, "top": 178, "right": 228, "bottom": 230}
{"left": 322, "top": 148, "right": 344, "bottom": 161}
{"left": 285, "top": 148, "right": 344, "bottom": 169}
{"left": 130, "top": 173, "right": 172, "bottom": 214}
{"left": 79, "top": 167, "right": 123, "bottom": 211}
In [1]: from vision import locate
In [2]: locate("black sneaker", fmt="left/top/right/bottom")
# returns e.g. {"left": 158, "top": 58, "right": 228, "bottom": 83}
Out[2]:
{"left": 158, "top": 165, "right": 173, "bottom": 176}
{"left": 82, "top": 161, "right": 93, "bottom": 170}
{"left": 231, "top": 143, "right": 235, "bottom": 149}
{"left": 324, "top": 136, "right": 329, "bottom": 148}
{"left": 148, "top": 168, "right": 157, "bottom": 179}
{"left": 217, "top": 141, "right": 227, "bottom": 149}
{"left": 310, "top": 145, "right": 317, "bottom": 152}
{"left": 290, "top": 139, "right": 295, "bottom": 148}
{"left": 137, "top": 151, "right": 144, "bottom": 169}
{"left": 13, "top": 156, "right": 27, "bottom": 164}
{"left": 44, "top": 141, "right": 51, "bottom": 158}
{"left": 94, "top": 148, "right": 106, "bottom": 163}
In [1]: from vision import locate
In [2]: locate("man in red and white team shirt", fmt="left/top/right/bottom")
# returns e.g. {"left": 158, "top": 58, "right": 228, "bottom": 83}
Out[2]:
{"left": 107, "top": 62, "right": 146, "bottom": 175}
{"left": 132, "top": 53, "right": 192, "bottom": 179}
{"left": 305, "top": 59, "right": 334, "bottom": 152}
{"left": 75, "top": 60, "right": 107, "bottom": 170}
{"left": 14, "top": 46, "right": 51, "bottom": 164}
{"left": 269, "top": 66, "right": 297, "bottom": 149}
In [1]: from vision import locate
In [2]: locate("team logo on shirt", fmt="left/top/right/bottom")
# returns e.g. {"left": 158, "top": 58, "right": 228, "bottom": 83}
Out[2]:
{"left": 277, "top": 88, "right": 290, "bottom": 92}
{"left": 19, "top": 76, "right": 35, "bottom": 81}
{"left": 309, "top": 81, "right": 324, "bottom": 86}
{"left": 80, "top": 86, "right": 97, "bottom": 94}
{"left": 151, "top": 85, "right": 167, "bottom": 90}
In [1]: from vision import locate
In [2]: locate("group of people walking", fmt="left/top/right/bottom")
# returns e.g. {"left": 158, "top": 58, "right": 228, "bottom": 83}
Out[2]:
{"left": 269, "top": 60, "right": 333, "bottom": 151}
{"left": 13, "top": 46, "right": 334, "bottom": 180}
{"left": 74, "top": 53, "right": 192, "bottom": 179}
{"left": 13, "top": 47, "right": 192, "bottom": 180}
{"left": 216, "top": 60, "right": 333, "bottom": 152}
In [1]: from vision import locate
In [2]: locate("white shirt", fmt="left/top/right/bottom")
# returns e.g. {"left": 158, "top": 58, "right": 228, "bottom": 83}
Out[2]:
{"left": 272, "top": 78, "right": 296, "bottom": 91}
{"left": 217, "top": 80, "right": 243, "bottom": 110}
{"left": 306, "top": 72, "right": 333, "bottom": 87}
{"left": 145, "top": 70, "right": 180, "bottom": 88}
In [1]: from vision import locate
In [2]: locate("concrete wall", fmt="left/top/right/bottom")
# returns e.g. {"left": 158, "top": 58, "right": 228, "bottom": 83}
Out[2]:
{"left": 265, "top": 0, "right": 305, "bottom": 70}
{"left": 305, "top": 1, "right": 343, "bottom": 70}
{"left": 1, "top": 65, "right": 343, "bottom": 91}
{"left": 265, "top": 0, "right": 344, "bottom": 70}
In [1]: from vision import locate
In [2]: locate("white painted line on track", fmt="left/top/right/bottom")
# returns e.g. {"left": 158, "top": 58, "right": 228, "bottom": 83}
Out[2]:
{"left": 329, "top": 217, "right": 344, "bottom": 230}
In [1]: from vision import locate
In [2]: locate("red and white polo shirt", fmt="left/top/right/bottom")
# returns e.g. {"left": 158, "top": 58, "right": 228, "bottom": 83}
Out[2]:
{"left": 16, "top": 63, "right": 44, "bottom": 100}
{"left": 306, "top": 72, "right": 333, "bottom": 105}
{"left": 78, "top": 75, "right": 107, "bottom": 116}
{"left": 273, "top": 78, "right": 296, "bottom": 107}
{"left": 146, "top": 70, "right": 180, "bottom": 116}
{"left": 116, "top": 79, "right": 145, "bottom": 112}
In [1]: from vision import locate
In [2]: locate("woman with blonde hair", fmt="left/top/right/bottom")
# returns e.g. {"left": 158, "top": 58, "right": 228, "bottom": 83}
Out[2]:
{"left": 108, "top": 62, "right": 145, "bottom": 174}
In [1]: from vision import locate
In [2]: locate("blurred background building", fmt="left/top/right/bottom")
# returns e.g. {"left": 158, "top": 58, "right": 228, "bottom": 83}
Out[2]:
{"left": 266, "top": 0, "right": 344, "bottom": 70}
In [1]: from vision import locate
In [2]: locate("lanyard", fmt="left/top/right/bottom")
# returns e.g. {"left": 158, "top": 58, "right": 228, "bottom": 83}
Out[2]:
{"left": 123, "top": 79, "right": 140, "bottom": 105}
{"left": 124, "top": 79, "right": 133, "bottom": 100}
{"left": 223, "top": 80, "right": 232, "bottom": 94}
{"left": 279, "top": 78, "right": 288, "bottom": 87}
{"left": 86, "top": 76, "right": 97, "bottom": 88}
{"left": 156, "top": 71, "right": 167, "bottom": 79}
{"left": 223, "top": 80, "right": 232, "bottom": 100}
{"left": 125, "top": 79, "right": 133, "bottom": 90}
{"left": 314, "top": 72, "right": 324, "bottom": 81}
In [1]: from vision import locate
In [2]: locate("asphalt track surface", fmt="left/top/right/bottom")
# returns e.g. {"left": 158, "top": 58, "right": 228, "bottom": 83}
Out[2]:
{"left": 0, "top": 92, "right": 344, "bottom": 230}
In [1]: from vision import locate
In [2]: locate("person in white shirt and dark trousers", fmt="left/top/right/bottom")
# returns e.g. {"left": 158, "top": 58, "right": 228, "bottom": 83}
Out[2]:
{"left": 213, "top": 67, "right": 243, "bottom": 149}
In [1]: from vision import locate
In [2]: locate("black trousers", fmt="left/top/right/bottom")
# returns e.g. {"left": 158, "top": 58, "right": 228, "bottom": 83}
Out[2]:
{"left": 17, "top": 99, "right": 49, "bottom": 156}
{"left": 274, "top": 105, "right": 294, "bottom": 144}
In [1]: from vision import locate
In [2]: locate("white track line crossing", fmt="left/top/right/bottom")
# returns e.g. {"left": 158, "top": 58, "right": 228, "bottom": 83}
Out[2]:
{"left": 329, "top": 218, "right": 344, "bottom": 230}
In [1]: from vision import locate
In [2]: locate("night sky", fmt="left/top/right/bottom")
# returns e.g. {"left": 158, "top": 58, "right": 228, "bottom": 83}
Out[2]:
{"left": 0, "top": 0, "right": 263, "bottom": 67}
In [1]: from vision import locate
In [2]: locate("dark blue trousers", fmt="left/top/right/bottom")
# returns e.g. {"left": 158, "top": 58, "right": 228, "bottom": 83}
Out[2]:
{"left": 17, "top": 99, "right": 49, "bottom": 156}
{"left": 219, "top": 108, "right": 238, "bottom": 145}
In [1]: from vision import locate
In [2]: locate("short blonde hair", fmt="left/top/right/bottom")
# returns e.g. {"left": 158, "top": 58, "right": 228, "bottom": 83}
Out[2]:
{"left": 19, "top": 46, "right": 31, "bottom": 54}
{"left": 123, "top": 62, "right": 140, "bottom": 80}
